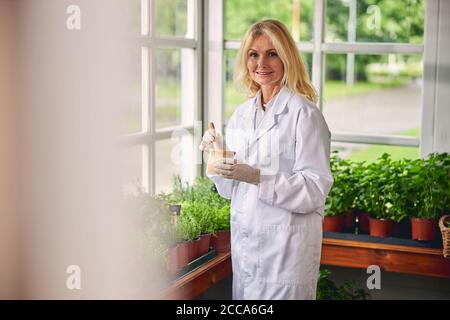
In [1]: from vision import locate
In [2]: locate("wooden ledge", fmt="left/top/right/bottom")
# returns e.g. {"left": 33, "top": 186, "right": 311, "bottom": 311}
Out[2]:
{"left": 321, "top": 238, "right": 450, "bottom": 278}
{"left": 322, "top": 237, "right": 443, "bottom": 255}
{"left": 160, "top": 252, "right": 232, "bottom": 300}
{"left": 160, "top": 237, "right": 450, "bottom": 299}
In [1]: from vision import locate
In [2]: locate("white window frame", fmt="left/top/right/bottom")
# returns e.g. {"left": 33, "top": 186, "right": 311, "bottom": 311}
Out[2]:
{"left": 122, "top": 0, "right": 203, "bottom": 195}
{"left": 123, "top": 0, "right": 440, "bottom": 195}
{"left": 219, "top": 0, "right": 429, "bottom": 152}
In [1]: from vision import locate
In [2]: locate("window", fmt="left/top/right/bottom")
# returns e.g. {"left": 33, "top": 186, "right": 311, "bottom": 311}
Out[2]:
{"left": 123, "top": 0, "right": 201, "bottom": 195}
{"left": 124, "top": 0, "right": 428, "bottom": 195}
{"left": 223, "top": 0, "right": 424, "bottom": 162}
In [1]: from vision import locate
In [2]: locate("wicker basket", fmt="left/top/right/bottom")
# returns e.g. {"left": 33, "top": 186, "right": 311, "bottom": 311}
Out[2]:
{"left": 439, "top": 215, "right": 450, "bottom": 258}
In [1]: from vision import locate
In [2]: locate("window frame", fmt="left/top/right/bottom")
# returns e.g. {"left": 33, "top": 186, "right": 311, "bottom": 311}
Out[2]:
{"left": 221, "top": 0, "right": 425, "bottom": 150}
{"left": 123, "top": 0, "right": 438, "bottom": 195}
{"left": 122, "top": 0, "right": 203, "bottom": 195}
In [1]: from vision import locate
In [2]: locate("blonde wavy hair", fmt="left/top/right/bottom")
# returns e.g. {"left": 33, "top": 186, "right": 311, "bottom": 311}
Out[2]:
{"left": 234, "top": 19, "right": 317, "bottom": 103}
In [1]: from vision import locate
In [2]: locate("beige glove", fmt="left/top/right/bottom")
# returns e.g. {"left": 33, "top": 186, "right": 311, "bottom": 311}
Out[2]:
{"left": 199, "top": 122, "right": 225, "bottom": 151}
{"left": 214, "top": 162, "right": 260, "bottom": 185}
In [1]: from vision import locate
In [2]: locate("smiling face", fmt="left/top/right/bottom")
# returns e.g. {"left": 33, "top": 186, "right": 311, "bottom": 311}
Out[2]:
{"left": 247, "top": 33, "right": 284, "bottom": 90}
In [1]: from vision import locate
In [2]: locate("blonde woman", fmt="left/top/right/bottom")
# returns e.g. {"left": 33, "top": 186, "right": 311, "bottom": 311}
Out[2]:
{"left": 200, "top": 19, "right": 333, "bottom": 300}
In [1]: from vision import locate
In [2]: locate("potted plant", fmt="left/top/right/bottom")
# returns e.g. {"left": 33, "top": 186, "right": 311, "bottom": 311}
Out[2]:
{"left": 352, "top": 161, "right": 371, "bottom": 234}
{"left": 324, "top": 152, "right": 356, "bottom": 232}
{"left": 359, "top": 154, "right": 405, "bottom": 238}
{"left": 176, "top": 213, "right": 202, "bottom": 263}
{"left": 405, "top": 153, "right": 450, "bottom": 241}
{"left": 210, "top": 203, "right": 231, "bottom": 253}
{"left": 180, "top": 200, "right": 214, "bottom": 257}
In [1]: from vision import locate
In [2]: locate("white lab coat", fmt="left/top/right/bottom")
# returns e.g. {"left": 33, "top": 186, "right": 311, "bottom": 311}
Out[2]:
{"left": 207, "top": 86, "right": 333, "bottom": 300}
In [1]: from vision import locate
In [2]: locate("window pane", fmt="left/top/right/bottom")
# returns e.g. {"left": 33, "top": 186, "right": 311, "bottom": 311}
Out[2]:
{"left": 225, "top": 0, "right": 315, "bottom": 42}
{"left": 155, "top": 135, "right": 195, "bottom": 194}
{"left": 325, "top": 0, "right": 424, "bottom": 43}
{"left": 155, "top": 48, "right": 195, "bottom": 129}
{"left": 331, "top": 141, "right": 419, "bottom": 163}
{"left": 302, "top": 52, "right": 313, "bottom": 81}
{"left": 155, "top": 0, "right": 191, "bottom": 38}
{"left": 323, "top": 53, "right": 422, "bottom": 136}
{"left": 224, "top": 50, "right": 246, "bottom": 123}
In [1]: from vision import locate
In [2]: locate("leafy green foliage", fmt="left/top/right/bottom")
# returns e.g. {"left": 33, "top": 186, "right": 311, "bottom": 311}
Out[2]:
{"left": 333, "top": 152, "right": 450, "bottom": 222}
{"left": 317, "top": 269, "right": 370, "bottom": 300}
{"left": 159, "top": 176, "right": 232, "bottom": 235}
{"left": 401, "top": 153, "right": 450, "bottom": 219}
{"left": 325, "top": 151, "right": 360, "bottom": 216}
{"left": 357, "top": 153, "right": 408, "bottom": 221}
{"left": 176, "top": 213, "right": 202, "bottom": 242}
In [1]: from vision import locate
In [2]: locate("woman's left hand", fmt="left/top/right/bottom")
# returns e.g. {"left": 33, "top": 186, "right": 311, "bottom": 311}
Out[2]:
{"left": 214, "top": 162, "right": 260, "bottom": 185}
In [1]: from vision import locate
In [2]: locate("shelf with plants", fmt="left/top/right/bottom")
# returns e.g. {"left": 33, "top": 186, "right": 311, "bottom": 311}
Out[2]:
{"left": 322, "top": 151, "right": 450, "bottom": 278}
{"left": 157, "top": 176, "right": 232, "bottom": 279}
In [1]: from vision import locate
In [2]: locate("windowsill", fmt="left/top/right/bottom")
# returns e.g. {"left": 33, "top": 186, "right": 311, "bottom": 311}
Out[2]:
{"left": 321, "top": 233, "right": 450, "bottom": 279}
{"left": 160, "top": 251, "right": 232, "bottom": 300}
{"left": 160, "top": 235, "right": 450, "bottom": 299}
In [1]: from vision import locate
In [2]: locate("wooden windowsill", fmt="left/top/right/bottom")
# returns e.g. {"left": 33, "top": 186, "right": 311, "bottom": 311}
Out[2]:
{"left": 321, "top": 237, "right": 450, "bottom": 279}
{"left": 160, "top": 237, "right": 450, "bottom": 299}
{"left": 160, "top": 251, "right": 232, "bottom": 300}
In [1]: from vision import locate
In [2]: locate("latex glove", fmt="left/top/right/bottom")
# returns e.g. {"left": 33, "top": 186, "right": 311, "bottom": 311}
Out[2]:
{"left": 199, "top": 122, "right": 225, "bottom": 151}
{"left": 214, "top": 162, "right": 260, "bottom": 185}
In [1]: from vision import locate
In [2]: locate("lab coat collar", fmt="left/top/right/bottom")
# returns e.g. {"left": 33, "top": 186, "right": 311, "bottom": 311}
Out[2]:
{"left": 249, "top": 86, "right": 294, "bottom": 144}
{"left": 252, "top": 86, "right": 294, "bottom": 115}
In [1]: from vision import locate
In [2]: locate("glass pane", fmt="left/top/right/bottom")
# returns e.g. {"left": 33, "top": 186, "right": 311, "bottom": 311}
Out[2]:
{"left": 323, "top": 53, "right": 423, "bottom": 136}
{"left": 155, "top": 135, "right": 195, "bottom": 194}
{"left": 155, "top": 0, "right": 191, "bottom": 37}
{"left": 325, "top": 0, "right": 424, "bottom": 43}
{"left": 155, "top": 48, "right": 194, "bottom": 129}
{"left": 331, "top": 141, "right": 420, "bottom": 163}
{"left": 302, "top": 52, "right": 313, "bottom": 81}
{"left": 121, "top": 145, "right": 144, "bottom": 194}
{"left": 225, "top": 0, "right": 315, "bottom": 42}
{"left": 224, "top": 50, "right": 247, "bottom": 123}
{"left": 124, "top": 47, "right": 144, "bottom": 134}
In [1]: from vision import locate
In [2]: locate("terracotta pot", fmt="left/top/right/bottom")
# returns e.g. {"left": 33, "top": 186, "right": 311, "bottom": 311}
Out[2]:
{"left": 186, "top": 238, "right": 200, "bottom": 262}
{"left": 177, "top": 241, "right": 189, "bottom": 268}
{"left": 357, "top": 211, "right": 370, "bottom": 234}
{"left": 369, "top": 218, "right": 393, "bottom": 238}
{"left": 411, "top": 218, "right": 437, "bottom": 241}
{"left": 343, "top": 210, "right": 355, "bottom": 229}
{"left": 168, "top": 245, "right": 180, "bottom": 275}
{"left": 323, "top": 215, "right": 345, "bottom": 232}
{"left": 211, "top": 230, "right": 231, "bottom": 253}
{"left": 197, "top": 233, "right": 211, "bottom": 257}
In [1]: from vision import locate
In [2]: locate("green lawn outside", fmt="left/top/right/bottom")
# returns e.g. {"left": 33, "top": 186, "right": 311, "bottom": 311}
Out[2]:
{"left": 323, "top": 80, "right": 408, "bottom": 103}
{"left": 345, "top": 128, "right": 421, "bottom": 163}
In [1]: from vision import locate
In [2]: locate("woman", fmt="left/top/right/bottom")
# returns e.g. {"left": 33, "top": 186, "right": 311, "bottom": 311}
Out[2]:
{"left": 200, "top": 19, "right": 333, "bottom": 300}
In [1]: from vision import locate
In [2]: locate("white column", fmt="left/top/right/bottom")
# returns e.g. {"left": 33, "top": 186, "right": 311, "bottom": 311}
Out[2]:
{"left": 205, "top": 0, "right": 224, "bottom": 133}
{"left": 312, "top": 0, "right": 325, "bottom": 110}
{"left": 346, "top": 0, "right": 356, "bottom": 86}
{"left": 421, "top": 0, "right": 450, "bottom": 156}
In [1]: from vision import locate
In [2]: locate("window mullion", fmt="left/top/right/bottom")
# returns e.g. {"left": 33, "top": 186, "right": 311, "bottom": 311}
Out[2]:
{"left": 312, "top": 0, "right": 325, "bottom": 111}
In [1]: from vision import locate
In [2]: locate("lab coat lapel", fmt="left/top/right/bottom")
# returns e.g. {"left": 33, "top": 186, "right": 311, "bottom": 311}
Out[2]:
{"left": 248, "top": 87, "right": 294, "bottom": 146}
